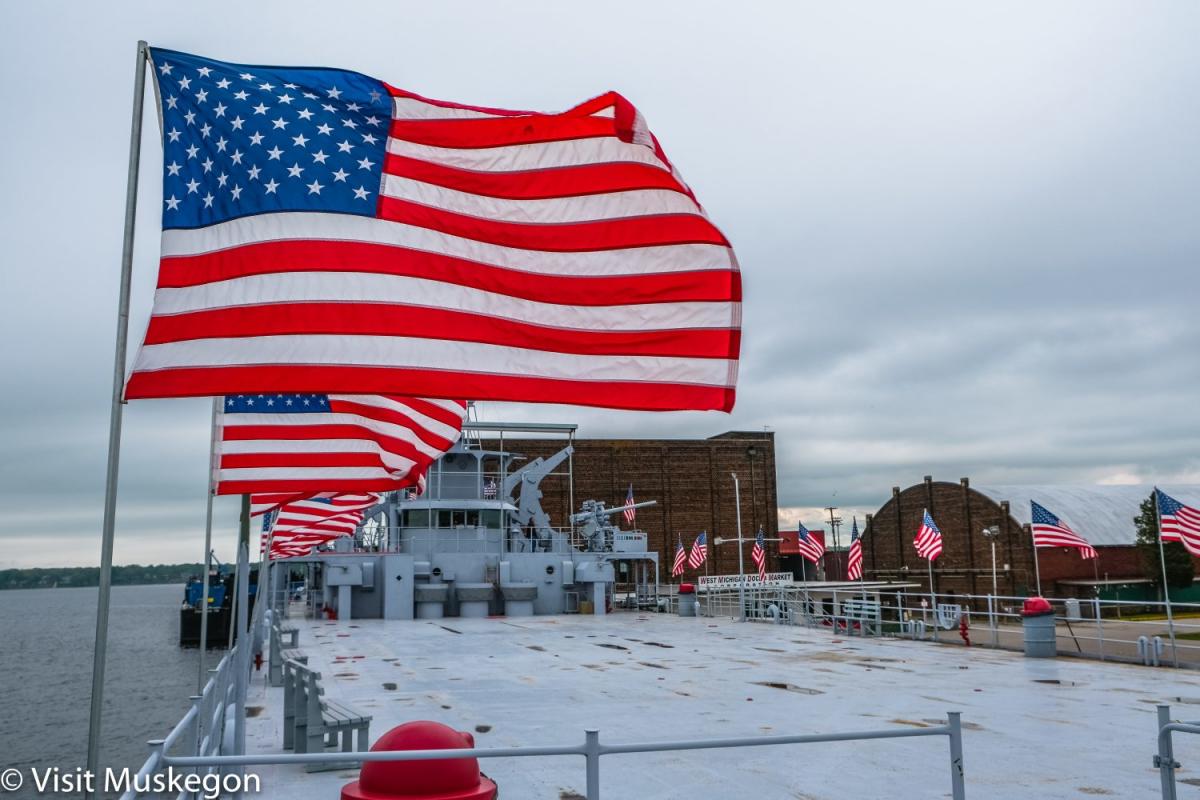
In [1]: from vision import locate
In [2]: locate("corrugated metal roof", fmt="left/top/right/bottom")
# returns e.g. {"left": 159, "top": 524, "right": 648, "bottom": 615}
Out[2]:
{"left": 973, "top": 484, "right": 1200, "bottom": 547}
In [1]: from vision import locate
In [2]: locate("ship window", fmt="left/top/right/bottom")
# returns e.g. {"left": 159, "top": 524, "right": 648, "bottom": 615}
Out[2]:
{"left": 406, "top": 509, "right": 430, "bottom": 528}
{"left": 464, "top": 510, "right": 481, "bottom": 527}
{"left": 437, "top": 509, "right": 455, "bottom": 528}
{"left": 480, "top": 510, "right": 501, "bottom": 528}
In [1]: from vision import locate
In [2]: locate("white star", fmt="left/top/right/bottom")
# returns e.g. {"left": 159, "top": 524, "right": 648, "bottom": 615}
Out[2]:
{"left": 215, "top": 136, "right": 228, "bottom": 152}
{"left": 353, "top": 185, "right": 371, "bottom": 200}
{"left": 249, "top": 131, "right": 264, "bottom": 146}
{"left": 158, "top": 62, "right": 173, "bottom": 75}
{"left": 166, "top": 127, "right": 181, "bottom": 142}
{"left": 321, "top": 103, "right": 336, "bottom": 113}
{"left": 272, "top": 116, "right": 289, "bottom": 130}
{"left": 284, "top": 82, "right": 298, "bottom": 90}
{"left": 369, "top": 89, "right": 382, "bottom": 103}
{"left": 186, "top": 178, "right": 200, "bottom": 193}
{"left": 186, "top": 144, "right": 199, "bottom": 159}
{"left": 166, "top": 161, "right": 182, "bottom": 176}
{"left": 264, "top": 178, "right": 280, "bottom": 194}
{"left": 296, "top": 108, "right": 314, "bottom": 121}
{"left": 292, "top": 133, "right": 309, "bottom": 147}
{"left": 303, "top": 91, "right": 318, "bottom": 100}
{"left": 311, "top": 149, "right": 329, "bottom": 164}
{"left": 252, "top": 102, "right": 269, "bottom": 115}
{"left": 267, "top": 146, "right": 283, "bottom": 160}
{"left": 346, "top": 102, "right": 362, "bottom": 112}
{"left": 230, "top": 116, "right": 244, "bottom": 130}
{"left": 230, "top": 184, "right": 243, "bottom": 200}
{"left": 201, "top": 157, "right": 214, "bottom": 173}
{"left": 266, "top": 397, "right": 275, "bottom": 406}
{"left": 216, "top": 77, "right": 231, "bottom": 90}
{"left": 341, "top": 118, "right": 358, "bottom": 129}
{"left": 199, "top": 123, "right": 212, "bottom": 138}
{"left": 365, "top": 116, "right": 382, "bottom": 128}
{"left": 316, "top": 123, "right": 333, "bottom": 136}
{"left": 325, "top": 86, "right": 342, "bottom": 99}
{"left": 194, "top": 89, "right": 208, "bottom": 103}
{"left": 302, "top": 398, "right": 311, "bottom": 405}
{"left": 247, "top": 165, "right": 261, "bottom": 180}
{"left": 165, "top": 194, "right": 181, "bottom": 210}
{"left": 184, "top": 110, "right": 197, "bottom": 126}
{"left": 213, "top": 102, "right": 227, "bottom": 117}
{"left": 357, "top": 156, "right": 375, "bottom": 170}
{"left": 287, "top": 162, "right": 304, "bottom": 178}
{"left": 234, "top": 90, "right": 250, "bottom": 101}
{"left": 361, "top": 133, "right": 378, "bottom": 145}
{"left": 277, "top": 93, "right": 294, "bottom": 105}
{"left": 202, "top": 192, "right": 215, "bottom": 208}
{"left": 246, "top": 397, "right": 255, "bottom": 406}
{"left": 240, "top": 72, "right": 256, "bottom": 81}
{"left": 259, "top": 82, "right": 276, "bottom": 91}
{"left": 285, "top": 397, "right": 294, "bottom": 405}
{"left": 178, "top": 76, "right": 191, "bottom": 90}
{"left": 197, "top": 66, "right": 212, "bottom": 78}
{"left": 227, "top": 397, "right": 236, "bottom": 406}
{"left": 307, "top": 179, "right": 324, "bottom": 195}
{"left": 331, "top": 168, "right": 349, "bottom": 182}
{"left": 337, "top": 140, "right": 353, "bottom": 153}
{"left": 217, "top": 172, "right": 229, "bottom": 187}
{"left": 165, "top": 95, "right": 178, "bottom": 110}
{"left": 230, "top": 149, "right": 244, "bottom": 165}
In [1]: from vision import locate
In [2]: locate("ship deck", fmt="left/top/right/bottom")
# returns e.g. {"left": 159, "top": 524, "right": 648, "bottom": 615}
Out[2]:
{"left": 245, "top": 610, "right": 1199, "bottom": 798}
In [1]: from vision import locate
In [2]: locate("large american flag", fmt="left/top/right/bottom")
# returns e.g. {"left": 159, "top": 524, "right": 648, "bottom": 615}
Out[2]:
{"left": 846, "top": 522, "right": 863, "bottom": 581}
{"left": 215, "top": 394, "right": 465, "bottom": 508}
{"left": 688, "top": 531, "right": 708, "bottom": 569}
{"left": 914, "top": 510, "right": 944, "bottom": 562}
{"left": 1031, "top": 501, "right": 1097, "bottom": 559}
{"left": 671, "top": 536, "right": 687, "bottom": 578}
{"left": 751, "top": 528, "right": 767, "bottom": 580}
{"left": 796, "top": 523, "right": 825, "bottom": 563}
{"left": 124, "top": 48, "right": 741, "bottom": 412}
{"left": 1157, "top": 489, "right": 1200, "bottom": 557}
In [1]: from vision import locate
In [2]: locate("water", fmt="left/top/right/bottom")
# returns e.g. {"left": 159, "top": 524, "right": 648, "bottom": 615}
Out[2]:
{"left": 0, "top": 584, "right": 203, "bottom": 794}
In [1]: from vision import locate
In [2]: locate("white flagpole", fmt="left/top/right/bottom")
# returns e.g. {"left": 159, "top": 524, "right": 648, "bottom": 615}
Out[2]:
{"left": 85, "top": 40, "right": 149, "bottom": 791}
{"left": 197, "top": 397, "right": 220, "bottom": 691}
{"left": 1031, "top": 526, "right": 1043, "bottom": 596}
{"left": 1154, "top": 490, "right": 1180, "bottom": 668}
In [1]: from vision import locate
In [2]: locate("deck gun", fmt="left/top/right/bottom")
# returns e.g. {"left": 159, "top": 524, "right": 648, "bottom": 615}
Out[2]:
{"left": 571, "top": 499, "right": 657, "bottom": 552}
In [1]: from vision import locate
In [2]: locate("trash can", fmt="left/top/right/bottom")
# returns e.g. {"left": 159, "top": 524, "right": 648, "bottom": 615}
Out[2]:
{"left": 678, "top": 583, "right": 697, "bottom": 617}
{"left": 1022, "top": 597, "right": 1056, "bottom": 658}
{"left": 1064, "top": 598, "right": 1082, "bottom": 621}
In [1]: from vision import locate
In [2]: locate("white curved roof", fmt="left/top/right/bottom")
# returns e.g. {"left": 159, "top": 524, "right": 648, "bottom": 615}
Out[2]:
{"left": 973, "top": 484, "right": 1200, "bottom": 547}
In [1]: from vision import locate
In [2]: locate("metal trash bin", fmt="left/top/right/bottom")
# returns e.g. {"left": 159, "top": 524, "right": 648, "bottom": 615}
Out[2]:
{"left": 1022, "top": 597, "right": 1056, "bottom": 658}
{"left": 1064, "top": 598, "right": 1082, "bottom": 621}
{"left": 678, "top": 583, "right": 697, "bottom": 617}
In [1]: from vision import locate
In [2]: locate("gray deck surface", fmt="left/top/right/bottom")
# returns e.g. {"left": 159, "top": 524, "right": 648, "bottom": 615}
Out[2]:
{"left": 246, "top": 610, "right": 1200, "bottom": 798}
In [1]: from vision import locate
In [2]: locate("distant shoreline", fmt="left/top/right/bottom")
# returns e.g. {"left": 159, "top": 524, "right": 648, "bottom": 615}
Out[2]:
{"left": 0, "top": 564, "right": 204, "bottom": 591}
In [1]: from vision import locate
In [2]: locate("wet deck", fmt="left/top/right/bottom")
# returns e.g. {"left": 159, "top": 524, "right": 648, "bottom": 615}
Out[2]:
{"left": 246, "top": 610, "right": 1200, "bottom": 798}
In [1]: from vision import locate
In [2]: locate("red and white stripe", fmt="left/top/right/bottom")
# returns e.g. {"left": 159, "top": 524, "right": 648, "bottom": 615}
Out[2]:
{"left": 671, "top": 540, "right": 687, "bottom": 578}
{"left": 269, "top": 493, "right": 380, "bottom": 538}
{"left": 215, "top": 395, "right": 465, "bottom": 504}
{"left": 1032, "top": 523, "right": 1097, "bottom": 560}
{"left": 125, "top": 89, "right": 740, "bottom": 412}
{"left": 796, "top": 531, "right": 825, "bottom": 564}
{"left": 846, "top": 538, "right": 863, "bottom": 581}
{"left": 1161, "top": 502, "right": 1200, "bottom": 557}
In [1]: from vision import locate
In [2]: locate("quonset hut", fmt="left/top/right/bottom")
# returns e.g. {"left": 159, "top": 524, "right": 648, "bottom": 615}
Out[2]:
{"left": 863, "top": 477, "right": 1200, "bottom": 600}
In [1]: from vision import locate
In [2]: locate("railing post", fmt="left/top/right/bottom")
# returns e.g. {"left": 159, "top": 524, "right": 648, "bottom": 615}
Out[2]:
{"left": 947, "top": 712, "right": 966, "bottom": 800}
{"left": 190, "top": 695, "right": 204, "bottom": 757}
{"left": 584, "top": 729, "right": 601, "bottom": 800}
{"left": 1094, "top": 597, "right": 1105, "bottom": 662}
{"left": 987, "top": 595, "right": 997, "bottom": 649}
{"left": 1157, "top": 705, "right": 1178, "bottom": 800}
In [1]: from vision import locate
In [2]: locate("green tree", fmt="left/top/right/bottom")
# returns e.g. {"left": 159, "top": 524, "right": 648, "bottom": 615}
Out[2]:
{"left": 1136, "top": 495, "right": 1195, "bottom": 593}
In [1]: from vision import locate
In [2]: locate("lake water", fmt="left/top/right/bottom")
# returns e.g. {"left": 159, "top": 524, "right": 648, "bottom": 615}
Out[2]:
{"left": 0, "top": 584, "right": 206, "bottom": 797}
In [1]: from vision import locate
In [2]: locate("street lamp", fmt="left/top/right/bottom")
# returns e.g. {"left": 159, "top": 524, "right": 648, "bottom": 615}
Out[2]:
{"left": 732, "top": 472, "right": 746, "bottom": 622}
{"left": 982, "top": 525, "right": 1002, "bottom": 598}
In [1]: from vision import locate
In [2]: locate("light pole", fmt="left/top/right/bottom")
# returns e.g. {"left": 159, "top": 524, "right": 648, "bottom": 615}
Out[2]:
{"left": 982, "top": 525, "right": 1001, "bottom": 598}
{"left": 732, "top": 472, "right": 746, "bottom": 622}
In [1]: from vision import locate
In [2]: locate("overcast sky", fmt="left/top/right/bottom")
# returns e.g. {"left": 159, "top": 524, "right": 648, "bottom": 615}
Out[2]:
{"left": 1, "top": 2, "right": 1197, "bottom": 568}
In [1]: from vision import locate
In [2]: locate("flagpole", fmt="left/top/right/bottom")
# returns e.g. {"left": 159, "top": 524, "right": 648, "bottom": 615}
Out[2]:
{"left": 927, "top": 558, "right": 936, "bottom": 629}
{"left": 197, "top": 397, "right": 220, "bottom": 691}
{"left": 1031, "top": 527, "right": 1043, "bottom": 596}
{"left": 85, "top": 40, "right": 149, "bottom": 790}
{"left": 732, "top": 473, "right": 745, "bottom": 622}
{"left": 1154, "top": 490, "right": 1180, "bottom": 668}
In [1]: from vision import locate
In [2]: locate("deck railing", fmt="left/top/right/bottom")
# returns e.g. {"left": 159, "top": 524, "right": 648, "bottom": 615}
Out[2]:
{"left": 1154, "top": 703, "right": 1200, "bottom": 799}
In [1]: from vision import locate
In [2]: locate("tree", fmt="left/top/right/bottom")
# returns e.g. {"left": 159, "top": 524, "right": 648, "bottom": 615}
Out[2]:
{"left": 1136, "top": 495, "right": 1195, "bottom": 593}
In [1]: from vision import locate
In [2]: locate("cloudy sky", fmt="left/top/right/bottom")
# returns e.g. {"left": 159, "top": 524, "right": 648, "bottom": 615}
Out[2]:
{"left": 1, "top": 2, "right": 1197, "bottom": 568}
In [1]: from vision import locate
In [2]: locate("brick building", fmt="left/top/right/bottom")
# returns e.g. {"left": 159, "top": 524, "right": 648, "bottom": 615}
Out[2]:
{"left": 485, "top": 430, "right": 778, "bottom": 579}
{"left": 863, "top": 477, "right": 1200, "bottom": 597}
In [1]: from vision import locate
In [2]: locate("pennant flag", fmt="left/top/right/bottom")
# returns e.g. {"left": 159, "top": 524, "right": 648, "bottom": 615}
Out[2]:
{"left": 847, "top": 521, "right": 863, "bottom": 581}
{"left": 688, "top": 531, "right": 708, "bottom": 569}
{"left": 1031, "top": 501, "right": 1097, "bottom": 559}
{"left": 751, "top": 527, "right": 768, "bottom": 580}
{"left": 914, "top": 510, "right": 944, "bottom": 562}
{"left": 671, "top": 536, "right": 687, "bottom": 578}
{"left": 796, "top": 523, "right": 825, "bottom": 563}
{"left": 1156, "top": 489, "right": 1200, "bottom": 557}
{"left": 124, "top": 48, "right": 742, "bottom": 412}
{"left": 215, "top": 393, "right": 465, "bottom": 511}
{"left": 623, "top": 484, "right": 637, "bottom": 524}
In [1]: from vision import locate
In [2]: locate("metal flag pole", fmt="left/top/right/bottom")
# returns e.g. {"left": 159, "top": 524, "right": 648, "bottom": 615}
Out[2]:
{"left": 197, "top": 397, "right": 220, "bottom": 691}
{"left": 1154, "top": 489, "right": 1180, "bottom": 668}
{"left": 85, "top": 40, "right": 149, "bottom": 790}
{"left": 732, "top": 473, "right": 746, "bottom": 622}
{"left": 1030, "top": 524, "right": 1043, "bottom": 596}
{"left": 233, "top": 494, "right": 251, "bottom": 763}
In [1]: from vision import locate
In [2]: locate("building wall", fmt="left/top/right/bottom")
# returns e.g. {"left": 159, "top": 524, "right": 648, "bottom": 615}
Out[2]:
{"left": 485, "top": 431, "right": 778, "bottom": 579}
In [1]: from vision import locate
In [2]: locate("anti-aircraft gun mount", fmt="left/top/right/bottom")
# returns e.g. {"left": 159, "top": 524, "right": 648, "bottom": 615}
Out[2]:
{"left": 571, "top": 498, "right": 657, "bottom": 553}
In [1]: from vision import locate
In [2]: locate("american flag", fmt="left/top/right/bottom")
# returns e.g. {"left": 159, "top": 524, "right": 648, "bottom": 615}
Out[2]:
{"left": 1031, "top": 501, "right": 1097, "bottom": 559}
{"left": 688, "top": 531, "right": 708, "bottom": 569}
{"left": 1156, "top": 489, "right": 1200, "bottom": 557}
{"left": 124, "top": 48, "right": 741, "bottom": 413}
{"left": 796, "top": 523, "right": 825, "bottom": 563}
{"left": 751, "top": 528, "right": 767, "bottom": 580}
{"left": 269, "top": 493, "right": 379, "bottom": 538}
{"left": 914, "top": 510, "right": 944, "bottom": 562}
{"left": 483, "top": 478, "right": 498, "bottom": 500}
{"left": 846, "top": 521, "right": 863, "bottom": 581}
{"left": 265, "top": 531, "right": 337, "bottom": 559}
{"left": 623, "top": 485, "right": 637, "bottom": 524}
{"left": 671, "top": 536, "right": 687, "bottom": 578}
{"left": 214, "top": 393, "right": 465, "bottom": 508}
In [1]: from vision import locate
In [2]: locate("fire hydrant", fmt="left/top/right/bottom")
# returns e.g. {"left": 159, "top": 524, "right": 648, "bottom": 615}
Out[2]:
{"left": 959, "top": 612, "right": 971, "bottom": 647}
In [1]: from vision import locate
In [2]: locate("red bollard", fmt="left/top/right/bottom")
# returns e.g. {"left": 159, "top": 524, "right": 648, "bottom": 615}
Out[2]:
{"left": 341, "top": 721, "right": 497, "bottom": 800}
